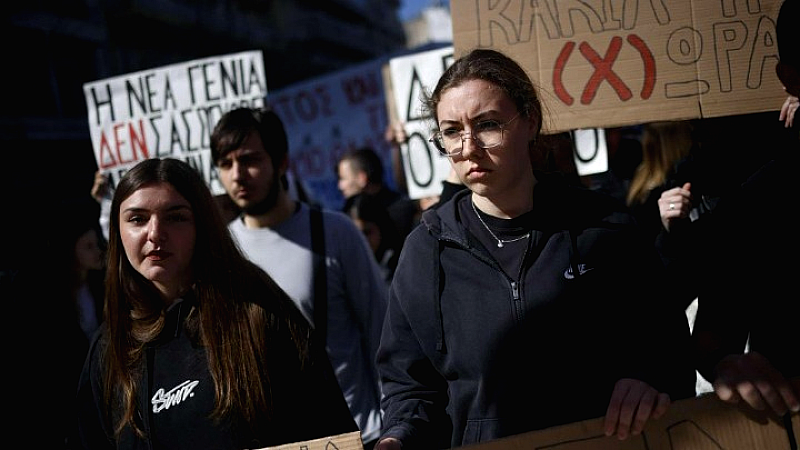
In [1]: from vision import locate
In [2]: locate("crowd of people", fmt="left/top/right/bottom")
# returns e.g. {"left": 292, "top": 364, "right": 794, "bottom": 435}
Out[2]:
{"left": 4, "top": 1, "right": 798, "bottom": 449}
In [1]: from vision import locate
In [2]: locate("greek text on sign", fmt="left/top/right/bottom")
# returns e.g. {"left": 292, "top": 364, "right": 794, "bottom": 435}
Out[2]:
{"left": 83, "top": 51, "right": 267, "bottom": 194}
{"left": 452, "top": 0, "right": 786, "bottom": 133}
{"left": 387, "top": 46, "right": 455, "bottom": 200}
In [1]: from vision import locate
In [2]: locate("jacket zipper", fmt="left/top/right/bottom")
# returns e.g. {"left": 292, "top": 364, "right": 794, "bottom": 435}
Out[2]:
{"left": 511, "top": 239, "right": 531, "bottom": 323}
{"left": 510, "top": 280, "right": 523, "bottom": 322}
{"left": 438, "top": 233, "right": 528, "bottom": 322}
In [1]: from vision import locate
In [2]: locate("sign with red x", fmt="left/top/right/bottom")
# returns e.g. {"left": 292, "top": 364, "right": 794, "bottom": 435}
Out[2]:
{"left": 452, "top": 0, "right": 786, "bottom": 133}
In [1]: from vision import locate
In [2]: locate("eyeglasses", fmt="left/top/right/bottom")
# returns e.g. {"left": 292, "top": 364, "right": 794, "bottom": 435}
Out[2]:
{"left": 429, "top": 113, "right": 520, "bottom": 157}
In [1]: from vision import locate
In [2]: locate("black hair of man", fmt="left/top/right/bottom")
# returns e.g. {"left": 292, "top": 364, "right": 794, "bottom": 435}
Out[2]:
{"left": 210, "top": 107, "right": 289, "bottom": 170}
{"left": 339, "top": 147, "right": 385, "bottom": 186}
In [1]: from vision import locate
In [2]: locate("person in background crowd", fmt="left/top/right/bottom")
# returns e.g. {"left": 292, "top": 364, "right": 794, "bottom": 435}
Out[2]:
{"left": 384, "top": 121, "right": 411, "bottom": 196}
{"left": 71, "top": 158, "right": 356, "bottom": 450}
{"left": 211, "top": 107, "right": 387, "bottom": 449}
{"left": 90, "top": 169, "right": 112, "bottom": 241}
{"left": 336, "top": 146, "right": 419, "bottom": 243}
{"left": 626, "top": 121, "right": 696, "bottom": 241}
{"left": 344, "top": 192, "right": 402, "bottom": 286}
{"left": 779, "top": 93, "right": 798, "bottom": 128}
{"left": 9, "top": 194, "right": 106, "bottom": 449}
{"left": 375, "top": 48, "right": 695, "bottom": 450}
{"left": 691, "top": 0, "right": 800, "bottom": 419}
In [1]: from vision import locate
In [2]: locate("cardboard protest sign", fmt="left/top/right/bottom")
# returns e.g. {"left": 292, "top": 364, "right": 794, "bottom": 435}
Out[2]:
{"left": 463, "top": 393, "right": 800, "bottom": 450}
{"left": 83, "top": 51, "right": 267, "bottom": 195}
{"left": 386, "top": 45, "right": 454, "bottom": 200}
{"left": 269, "top": 58, "right": 394, "bottom": 210}
{"left": 258, "top": 430, "right": 362, "bottom": 450}
{"left": 452, "top": 0, "right": 786, "bottom": 133}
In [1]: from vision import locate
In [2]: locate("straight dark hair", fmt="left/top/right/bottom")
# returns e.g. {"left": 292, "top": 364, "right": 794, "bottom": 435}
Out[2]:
{"left": 103, "top": 158, "right": 310, "bottom": 438}
{"left": 424, "top": 48, "right": 545, "bottom": 139}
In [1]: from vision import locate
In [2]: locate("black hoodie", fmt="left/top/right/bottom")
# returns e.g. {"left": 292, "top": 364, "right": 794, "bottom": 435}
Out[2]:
{"left": 377, "top": 173, "right": 696, "bottom": 449}
{"left": 72, "top": 294, "right": 356, "bottom": 450}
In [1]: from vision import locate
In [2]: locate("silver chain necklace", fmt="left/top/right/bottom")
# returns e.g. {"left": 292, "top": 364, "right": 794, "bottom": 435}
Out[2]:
{"left": 471, "top": 201, "right": 531, "bottom": 248}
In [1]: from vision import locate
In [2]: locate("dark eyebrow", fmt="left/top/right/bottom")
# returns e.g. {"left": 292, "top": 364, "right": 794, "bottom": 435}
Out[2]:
{"left": 439, "top": 111, "right": 500, "bottom": 127}
{"left": 166, "top": 205, "right": 193, "bottom": 213}
{"left": 122, "top": 204, "right": 192, "bottom": 214}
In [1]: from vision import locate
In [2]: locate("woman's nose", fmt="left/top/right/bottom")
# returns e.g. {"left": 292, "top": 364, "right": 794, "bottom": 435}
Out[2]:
{"left": 147, "top": 217, "right": 166, "bottom": 243}
{"left": 459, "top": 132, "right": 482, "bottom": 158}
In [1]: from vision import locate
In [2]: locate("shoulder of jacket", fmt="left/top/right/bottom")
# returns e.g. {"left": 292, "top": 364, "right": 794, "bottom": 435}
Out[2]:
{"left": 537, "top": 175, "right": 634, "bottom": 229}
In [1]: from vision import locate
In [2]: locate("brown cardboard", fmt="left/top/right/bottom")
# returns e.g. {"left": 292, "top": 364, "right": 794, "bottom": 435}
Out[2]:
{"left": 462, "top": 393, "right": 800, "bottom": 450}
{"left": 257, "top": 430, "right": 363, "bottom": 450}
{"left": 451, "top": 0, "right": 787, "bottom": 133}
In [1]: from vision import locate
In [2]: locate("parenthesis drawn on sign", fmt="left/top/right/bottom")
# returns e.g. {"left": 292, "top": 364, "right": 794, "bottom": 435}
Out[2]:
{"left": 553, "top": 41, "right": 576, "bottom": 106}
{"left": 627, "top": 34, "right": 656, "bottom": 99}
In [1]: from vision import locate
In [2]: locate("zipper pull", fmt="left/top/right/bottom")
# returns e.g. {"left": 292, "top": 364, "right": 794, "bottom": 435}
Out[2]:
{"left": 511, "top": 281, "right": 520, "bottom": 301}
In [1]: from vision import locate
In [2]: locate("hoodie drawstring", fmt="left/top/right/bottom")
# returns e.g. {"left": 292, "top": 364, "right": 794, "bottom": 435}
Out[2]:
{"left": 435, "top": 239, "right": 447, "bottom": 353}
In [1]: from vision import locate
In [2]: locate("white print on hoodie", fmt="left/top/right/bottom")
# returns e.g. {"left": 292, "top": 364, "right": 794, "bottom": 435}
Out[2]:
{"left": 151, "top": 380, "right": 200, "bottom": 413}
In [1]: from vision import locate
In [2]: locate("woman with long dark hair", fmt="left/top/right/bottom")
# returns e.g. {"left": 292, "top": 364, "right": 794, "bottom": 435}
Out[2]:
{"left": 73, "top": 158, "right": 355, "bottom": 449}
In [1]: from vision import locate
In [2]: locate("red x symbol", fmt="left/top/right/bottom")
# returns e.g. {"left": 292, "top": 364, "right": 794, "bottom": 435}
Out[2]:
{"left": 553, "top": 35, "right": 655, "bottom": 106}
{"left": 579, "top": 36, "right": 632, "bottom": 104}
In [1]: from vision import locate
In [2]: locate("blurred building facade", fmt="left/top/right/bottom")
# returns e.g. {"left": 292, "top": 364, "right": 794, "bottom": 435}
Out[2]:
{"left": 1, "top": 0, "right": 406, "bottom": 197}
{"left": 0, "top": 0, "right": 405, "bottom": 272}
{"left": 402, "top": 1, "right": 452, "bottom": 49}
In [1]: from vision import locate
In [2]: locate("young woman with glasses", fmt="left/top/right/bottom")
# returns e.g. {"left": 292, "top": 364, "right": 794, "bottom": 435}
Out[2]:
{"left": 374, "top": 49, "right": 696, "bottom": 450}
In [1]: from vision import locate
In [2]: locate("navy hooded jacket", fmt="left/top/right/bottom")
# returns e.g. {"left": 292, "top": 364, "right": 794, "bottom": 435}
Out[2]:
{"left": 377, "top": 174, "right": 696, "bottom": 449}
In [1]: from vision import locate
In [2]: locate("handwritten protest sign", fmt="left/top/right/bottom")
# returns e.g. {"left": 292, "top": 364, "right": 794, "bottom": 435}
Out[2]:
{"left": 464, "top": 393, "right": 800, "bottom": 450}
{"left": 452, "top": 0, "right": 786, "bottom": 133}
{"left": 269, "top": 58, "right": 394, "bottom": 210}
{"left": 386, "top": 46, "right": 454, "bottom": 200}
{"left": 258, "top": 430, "right": 362, "bottom": 450}
{"left": 255, "top": 394, "right": 799, "bottom": 450}
{"left": 83, "top": 51, "right": 267, "bottom": 195}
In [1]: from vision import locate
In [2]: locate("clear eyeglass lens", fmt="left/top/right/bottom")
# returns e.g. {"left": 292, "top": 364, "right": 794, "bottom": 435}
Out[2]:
{"left": 434, "top": 120, "right": 507, "bottom": 156}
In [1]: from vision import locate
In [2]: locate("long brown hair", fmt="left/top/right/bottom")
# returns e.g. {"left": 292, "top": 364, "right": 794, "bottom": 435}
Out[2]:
{"left": 103, "top": 158, "right": 310, "bottom": 437}
{"left": 626, "top": 121, "right": 694, "bottom": 206}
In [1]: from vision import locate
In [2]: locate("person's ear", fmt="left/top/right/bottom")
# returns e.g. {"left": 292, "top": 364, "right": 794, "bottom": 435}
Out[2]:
{"left": 523, "top": 113, "right": 539, "bottom": 143}
{"left": 277, "top": 155, "right": 290, "bottom": 177}
{"left": 357, "top": 171, "right": 369, "bottom": 189}
{"left": 776, "top": 61, "right": 800, "bottom": 97}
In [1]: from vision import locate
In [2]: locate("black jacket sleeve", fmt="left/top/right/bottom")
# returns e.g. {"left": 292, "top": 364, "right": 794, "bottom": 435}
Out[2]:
{"left": 71, "top": 329, "right": 115, "bottom": 450}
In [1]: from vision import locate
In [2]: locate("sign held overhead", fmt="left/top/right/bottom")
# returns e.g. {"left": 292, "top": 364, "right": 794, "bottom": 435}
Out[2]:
{"left": 452, "top": 0, "right": 786, "bottom": 133}
{"left": 83, "top": 51, "right": 267, "bottom": 195}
